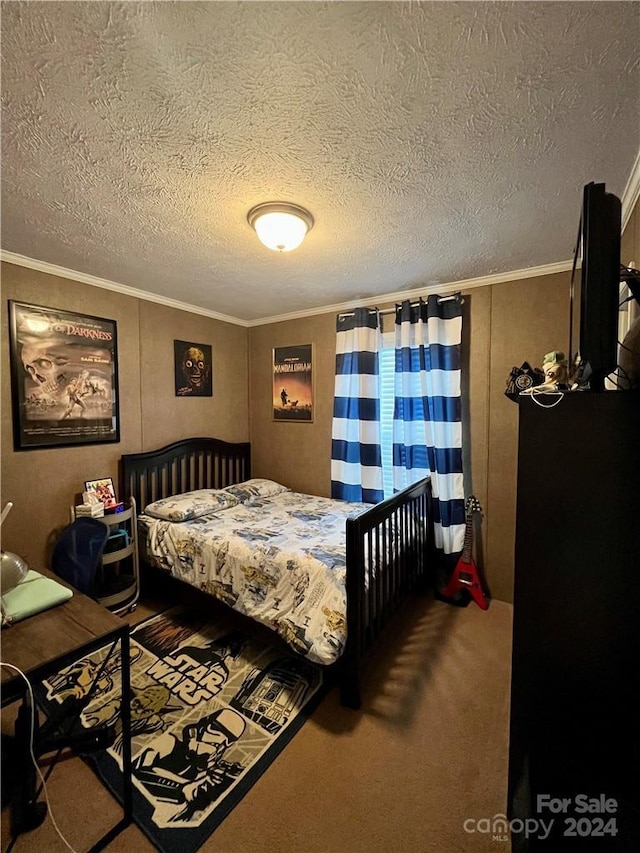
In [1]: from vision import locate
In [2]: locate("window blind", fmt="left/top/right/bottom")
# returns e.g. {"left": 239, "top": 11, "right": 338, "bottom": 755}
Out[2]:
{"left": 380, "top": 332, "right": 395, "bottom": 499}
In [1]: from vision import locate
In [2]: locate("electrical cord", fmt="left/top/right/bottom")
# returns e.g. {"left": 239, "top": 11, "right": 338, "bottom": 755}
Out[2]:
{"left": 529, "top": 390, "right": 565, "bottom": 408}
{"left": 0, "top": 662, "right": 79, "bottom": 853}
{"left": 521, "top": 387, "right": 566, "bottom": 408}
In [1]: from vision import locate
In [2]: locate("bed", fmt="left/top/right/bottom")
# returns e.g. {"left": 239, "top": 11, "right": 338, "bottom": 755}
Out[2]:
{"left": 120, "top": 437, "right": 433, "bottom": 708}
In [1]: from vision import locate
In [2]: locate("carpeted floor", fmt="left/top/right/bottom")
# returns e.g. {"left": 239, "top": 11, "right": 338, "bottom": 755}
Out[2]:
{"left": 1, "top": 590, "right": 513, "bottom": 853}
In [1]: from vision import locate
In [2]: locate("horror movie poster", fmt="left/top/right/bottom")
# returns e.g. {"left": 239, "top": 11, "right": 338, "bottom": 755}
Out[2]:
{"left": 272, "top": 344, "right": 313, "bottom": 422}
{"left": 8, "top": 301, "right": 120, "bottom": 450}
{"left": 174, "top": 340, "right": 213, "bottom": 397}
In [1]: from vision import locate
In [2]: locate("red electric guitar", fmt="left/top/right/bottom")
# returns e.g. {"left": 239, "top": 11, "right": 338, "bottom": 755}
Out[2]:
{"left": 442, "top": 495, "right": 488, "bottom": 610}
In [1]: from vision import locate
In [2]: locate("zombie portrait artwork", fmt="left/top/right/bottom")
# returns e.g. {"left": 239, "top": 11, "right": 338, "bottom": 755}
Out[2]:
{"left": 174, "top": 340, "right": 213, "bottom": 397}
{"left": 8, "top": 301, "right": 120, "bottom": 450}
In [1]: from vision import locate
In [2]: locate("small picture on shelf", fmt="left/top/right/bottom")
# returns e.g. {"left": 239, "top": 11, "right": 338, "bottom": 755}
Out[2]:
{"left": 84, "top": 477, "right": 118, "bottom": 510}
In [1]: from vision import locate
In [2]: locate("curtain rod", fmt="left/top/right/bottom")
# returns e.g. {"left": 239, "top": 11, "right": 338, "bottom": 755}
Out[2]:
{"left": 338, "top": 294, "right": 463, "bottom": 320}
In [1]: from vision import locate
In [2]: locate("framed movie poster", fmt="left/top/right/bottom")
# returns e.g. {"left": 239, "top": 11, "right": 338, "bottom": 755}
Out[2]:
{"left": 272, "top": 344, "right": 313, "bottom": 422}
{"left": 174, "top": 340, "right": 213, "bottom": 397}
{"left": 8, "top": 301, "right": 120, "bottom": 451}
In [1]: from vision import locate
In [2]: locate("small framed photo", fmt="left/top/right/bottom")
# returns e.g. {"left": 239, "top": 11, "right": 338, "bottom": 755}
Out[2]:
{"left": 84, "top": 477, "right": 117, "bottom": 508}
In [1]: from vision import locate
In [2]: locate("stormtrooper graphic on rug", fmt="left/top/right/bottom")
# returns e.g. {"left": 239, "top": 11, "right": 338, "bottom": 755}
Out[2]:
{"left": 133, "top": 708, "right": 246, "bottom": 821}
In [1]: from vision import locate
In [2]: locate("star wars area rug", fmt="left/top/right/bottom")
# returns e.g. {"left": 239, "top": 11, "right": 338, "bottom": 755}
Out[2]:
{"left": 37, "top": 607, "right": 327, "bottom": 853}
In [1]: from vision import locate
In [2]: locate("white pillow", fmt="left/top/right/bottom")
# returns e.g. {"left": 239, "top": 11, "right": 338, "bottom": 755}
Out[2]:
{"left": 144, "top": 489, "right": 238, "bottom": 522}
{"left": 222, "top": 478, "right": 289, "bottom": 503}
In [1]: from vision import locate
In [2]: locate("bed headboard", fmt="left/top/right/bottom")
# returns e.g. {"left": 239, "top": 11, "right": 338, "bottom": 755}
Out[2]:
{"left": 120, "top": 437, "right": 251, "bottom": 512}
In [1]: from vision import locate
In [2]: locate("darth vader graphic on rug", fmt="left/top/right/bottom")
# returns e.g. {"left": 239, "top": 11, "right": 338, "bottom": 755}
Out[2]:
{"left": 133, "top": 707, "right": 247, "bottom": 822}
{"left": 148, "top": 633, "right": 248, "bottom": 705}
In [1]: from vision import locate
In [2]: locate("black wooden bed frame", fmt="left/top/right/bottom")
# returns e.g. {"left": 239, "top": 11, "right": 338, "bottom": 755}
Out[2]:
{"left": 120, "top": 437, "right": 433, "bottom": 708}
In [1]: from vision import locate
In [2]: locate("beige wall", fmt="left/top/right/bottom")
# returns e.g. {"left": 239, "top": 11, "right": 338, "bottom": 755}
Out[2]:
{"left": 249, "top": 272, "right": 571, "bottom": 603}
{"left": 248, "top": 314, "right": 337, "bottom": 496}
{"left": 138, "top": 301, "right": 248, "bottom": 450}
{"left": 0, "top": 261, "right": 249, "bottom": 569}
{"left": 485, "top": 272, "right": 570, "bottom": 600}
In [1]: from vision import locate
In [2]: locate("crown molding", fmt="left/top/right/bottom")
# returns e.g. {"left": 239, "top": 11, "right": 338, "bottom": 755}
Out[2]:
{"left": 245, "top": 260, "right": 575, "bottom": 326}
{"left": 0, "top": 251, "right": 248, "bottom": 327}
{"left": 621, "top": 146, "right": 640, "bottom": 234}
{"left": 0, "top": 251, "right": 574, "bottom": 329}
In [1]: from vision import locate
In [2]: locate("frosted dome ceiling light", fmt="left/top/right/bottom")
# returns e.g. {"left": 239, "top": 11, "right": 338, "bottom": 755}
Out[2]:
{"left": 247, "top": 202, "right": 314, "bottom": 252}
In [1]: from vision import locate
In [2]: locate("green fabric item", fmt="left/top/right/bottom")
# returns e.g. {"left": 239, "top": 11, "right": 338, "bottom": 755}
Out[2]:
{"left": 543, "top": 350, "right": 566, "bottom": 366}
{"left": 2, "top": 570, "right": 73, "bottom": 624}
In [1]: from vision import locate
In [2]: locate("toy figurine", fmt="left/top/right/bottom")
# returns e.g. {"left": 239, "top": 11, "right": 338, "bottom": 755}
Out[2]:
{"left": 541, "top": 351, "right": 569, "bottom": 389}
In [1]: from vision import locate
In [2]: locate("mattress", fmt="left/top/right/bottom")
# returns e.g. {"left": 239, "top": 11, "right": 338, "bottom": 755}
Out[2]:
{"left": 138, "top": 487, "right": 369, "bottom": 666}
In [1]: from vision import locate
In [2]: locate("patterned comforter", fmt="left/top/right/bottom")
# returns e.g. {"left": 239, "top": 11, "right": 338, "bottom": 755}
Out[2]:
{"left": 138, "top": 489, "right": 369, "bottom": 666}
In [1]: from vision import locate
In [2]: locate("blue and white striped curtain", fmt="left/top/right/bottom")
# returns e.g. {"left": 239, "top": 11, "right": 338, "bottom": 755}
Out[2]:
{"left": 393, "top": 295, "right": 465, "bottom": 554}
{"left": 331, "top": 307, "right": 384, "bottom": 504}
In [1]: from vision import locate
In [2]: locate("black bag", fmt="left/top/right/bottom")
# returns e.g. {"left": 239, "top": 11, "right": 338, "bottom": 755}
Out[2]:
{"left": 504, "top": 362, "right": 545, "bottom": 401}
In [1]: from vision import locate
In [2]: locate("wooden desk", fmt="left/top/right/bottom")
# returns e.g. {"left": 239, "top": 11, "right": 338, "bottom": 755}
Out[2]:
{"left": 1, "top": 571, "right": 132, "bottom": 851}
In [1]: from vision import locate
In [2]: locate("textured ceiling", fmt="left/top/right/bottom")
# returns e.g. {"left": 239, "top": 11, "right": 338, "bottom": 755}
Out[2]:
{"left": 2, "top": 1, "right": 639, "bottom": 323}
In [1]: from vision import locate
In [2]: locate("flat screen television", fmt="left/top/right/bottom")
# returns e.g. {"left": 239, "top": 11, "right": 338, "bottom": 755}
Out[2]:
{"left": 569, "top": 182, "right": 622, "bottom": 391}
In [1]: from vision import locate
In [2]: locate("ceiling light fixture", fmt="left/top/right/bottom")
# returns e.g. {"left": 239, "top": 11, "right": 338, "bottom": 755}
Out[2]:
{"left": 247, "top": 202, "right": 314, "bottom": 252}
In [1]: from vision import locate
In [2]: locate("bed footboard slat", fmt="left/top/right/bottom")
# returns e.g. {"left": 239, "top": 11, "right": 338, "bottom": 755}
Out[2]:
{"left": 342, "top": 477, "right": 432, "bottom": 708}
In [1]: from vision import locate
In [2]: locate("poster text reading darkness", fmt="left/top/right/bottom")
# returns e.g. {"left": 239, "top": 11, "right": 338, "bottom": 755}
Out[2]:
{"left": 52, "top": 323, "right": 113, "bottom": 341}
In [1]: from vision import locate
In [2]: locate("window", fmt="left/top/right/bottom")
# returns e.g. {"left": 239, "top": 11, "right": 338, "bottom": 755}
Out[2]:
{"left": 379, "top": 332, "right": 395, "bottom": 499}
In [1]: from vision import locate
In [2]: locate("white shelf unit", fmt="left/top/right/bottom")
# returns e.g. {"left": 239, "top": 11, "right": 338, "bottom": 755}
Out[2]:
{"left": 70, "top": 497, "right": 139, "bottom": 615}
